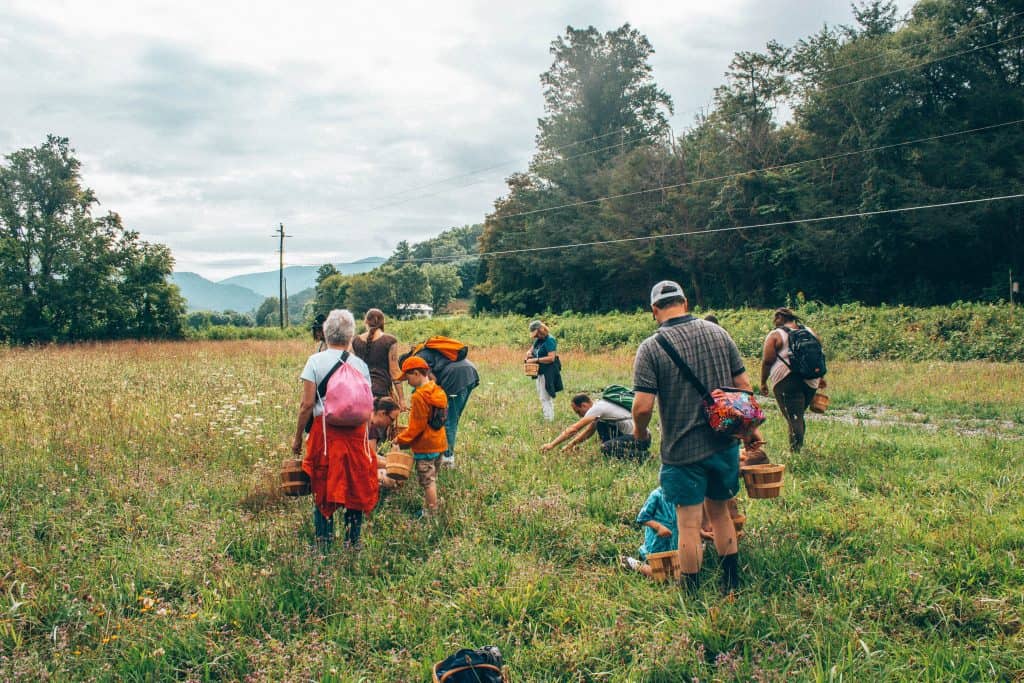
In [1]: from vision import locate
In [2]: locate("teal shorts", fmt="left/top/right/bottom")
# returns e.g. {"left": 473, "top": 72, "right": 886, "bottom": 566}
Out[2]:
{"left": 660, "top": 443, "right": 740, "bottom": 506}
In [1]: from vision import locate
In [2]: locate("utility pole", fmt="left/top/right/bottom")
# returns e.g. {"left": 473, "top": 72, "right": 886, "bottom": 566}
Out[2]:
{"left": 274, "top": 223, "right": 291, "bottom": 329}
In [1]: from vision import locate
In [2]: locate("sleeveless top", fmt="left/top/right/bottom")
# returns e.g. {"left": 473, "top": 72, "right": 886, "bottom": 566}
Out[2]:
{"left": 767, "top": 326, "right": 820, "bottom": 390}
{"left": 352, "top": 332, "right": 398, "bottom": 397}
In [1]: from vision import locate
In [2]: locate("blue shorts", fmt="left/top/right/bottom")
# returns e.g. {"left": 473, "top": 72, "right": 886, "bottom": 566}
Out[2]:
{"left": 660, "top": 442, "right": 740, "bottom": 507}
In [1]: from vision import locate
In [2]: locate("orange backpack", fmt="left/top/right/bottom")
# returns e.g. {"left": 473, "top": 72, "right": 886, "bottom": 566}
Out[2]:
{"left": 411, "top": 336, "right": 469, "bottom": 362}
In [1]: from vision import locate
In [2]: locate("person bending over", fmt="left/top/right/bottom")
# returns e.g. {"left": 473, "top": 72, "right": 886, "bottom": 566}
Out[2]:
{"left": 540, "top": 393, "right": 650, "bottom": 461}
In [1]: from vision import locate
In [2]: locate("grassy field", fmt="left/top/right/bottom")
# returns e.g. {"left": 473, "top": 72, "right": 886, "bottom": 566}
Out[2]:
{"left": 1, "top": 340, "right": 1022, "bottom": 681}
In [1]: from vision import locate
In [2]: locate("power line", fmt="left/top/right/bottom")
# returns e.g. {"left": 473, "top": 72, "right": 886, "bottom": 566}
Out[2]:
{"left": 306, "top": 22, "right": 1021, "bottom": 227}
{"left": 353, "top": 126, "right": 665, "bottom": 208}
{"left": 815, "top": 32, "right": 1024, "bottom": 94}
{"left": 325, "top": 32, "right": 1022, "bottom": 224}
{"left": 807, "top": 9, "right": 1024, "bottom": 79}
{"left": 289, "top": 114, "right": 1023, "bottom": 270}
{"left": 479, "top": 118, "right": 1024, "bottom": 223}
{"left": 352, "top": 132, "right": 659, "bottom": 215}
{"left": 390, "top": 192, "right": 1024, "bottom": 263}
{"left": 288, "top": 116, "right": 1024, "bottom": 269}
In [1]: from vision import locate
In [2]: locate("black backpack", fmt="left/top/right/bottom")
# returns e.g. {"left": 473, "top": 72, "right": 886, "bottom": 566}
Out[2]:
{"left": 428, "top": 405, "right": 448, "bottom": 431}
{"left": 781, "top": 325, "right": 827, "bottom": 379}
{"left": 433, "top": 646, "right": 506, "bottom": 683}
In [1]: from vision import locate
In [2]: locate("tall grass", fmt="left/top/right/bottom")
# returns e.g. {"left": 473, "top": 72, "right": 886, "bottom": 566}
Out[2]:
{"left": 1, "top": 341, "right": 1021, "bottom": 681}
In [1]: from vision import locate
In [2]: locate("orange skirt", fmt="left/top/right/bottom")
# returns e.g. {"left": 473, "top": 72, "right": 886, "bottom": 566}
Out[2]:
{"left": 302, "top": 417, "right": 379, "bottom": 517}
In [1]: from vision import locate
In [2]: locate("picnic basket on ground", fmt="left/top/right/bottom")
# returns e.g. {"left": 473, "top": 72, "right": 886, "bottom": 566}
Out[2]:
{"left": 810, "top": 392, "right": 830, "bottom": 414}
{"left": 524, "top": 361, "right": 539, "bottom": 378}
{"left": 280, "top": 458, "right": 311, "bottom": 497}
{"left": 741, "top": 464, "right": 785, "bottom": 499}
{"left": 646, "top": 550, "right": 682, "bottom": 582}
{"left": 385, "top": 450, "right": 414, "bottom": 481}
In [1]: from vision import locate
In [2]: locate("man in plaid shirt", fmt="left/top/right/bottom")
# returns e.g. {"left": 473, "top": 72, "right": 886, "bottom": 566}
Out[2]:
{"left": 632, "top": 280, "right": 754, "bottom": 594}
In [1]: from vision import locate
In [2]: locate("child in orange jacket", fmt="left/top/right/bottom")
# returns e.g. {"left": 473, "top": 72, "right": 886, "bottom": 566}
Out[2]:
{"left": 394, "top": 356, "right": 448, "bottom": 515}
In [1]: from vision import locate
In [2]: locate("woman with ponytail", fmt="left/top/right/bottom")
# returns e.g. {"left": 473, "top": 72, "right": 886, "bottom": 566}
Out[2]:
{"left": 352, "top": 308, "right": 406, "bottom": 412}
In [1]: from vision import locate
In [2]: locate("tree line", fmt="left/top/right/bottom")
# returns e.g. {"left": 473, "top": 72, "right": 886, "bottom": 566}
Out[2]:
{"left": 307, "top": 225, "right": 481, "bottom": 320}
{"left": 0, "top": 136, "right": 185, "bottom": 342}
{"left": 474, "top": 1, "right": 1024, "bottom": 313}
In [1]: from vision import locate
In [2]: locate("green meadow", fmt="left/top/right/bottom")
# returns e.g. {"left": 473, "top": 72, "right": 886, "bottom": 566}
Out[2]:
{"left": 1, "top": 335, "right": 1022, "bottom": 681}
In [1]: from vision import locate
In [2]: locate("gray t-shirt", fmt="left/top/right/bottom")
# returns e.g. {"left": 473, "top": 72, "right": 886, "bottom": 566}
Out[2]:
{"left": 300, "top": 349, "right": 372, "bottom": 417}
{"left": 584, "top": 399, "right": 635, "bottom": 435}
{"left": 633, "top": 316, "right": 746, "bottom": 465}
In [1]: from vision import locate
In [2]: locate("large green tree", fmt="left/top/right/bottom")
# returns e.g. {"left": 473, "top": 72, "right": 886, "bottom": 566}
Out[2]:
{"left": 478, "top": 23, "right": 674, "bottom": 313}
{"left": 0, "top": 136, "right": 185, "bottom": 341}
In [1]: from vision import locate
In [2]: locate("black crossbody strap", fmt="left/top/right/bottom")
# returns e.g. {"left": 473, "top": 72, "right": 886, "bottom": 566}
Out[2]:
{"left": 655, "top": 332, "right": 713, "bottom": 402}
{"left": 316, "top": 350, "right": 350, "bottom": 399}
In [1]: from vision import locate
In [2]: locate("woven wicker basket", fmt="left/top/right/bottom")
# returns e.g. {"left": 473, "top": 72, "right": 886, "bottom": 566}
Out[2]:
{"left": 646, "top": 550, "right": 682, "bottom": 582}
{"left": 280, "top": 458, "right": 311, "bottom": 496}
{"left": 741, "top": 464, "right": 785, "bottom": 499}
{"left": 385, "top": 450, "right": 414, "bottom": 481}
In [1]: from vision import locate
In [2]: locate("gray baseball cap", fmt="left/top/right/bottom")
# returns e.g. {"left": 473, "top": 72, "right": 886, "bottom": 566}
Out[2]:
{"left": 528, "top": 319, "right": 542, "bottom": 332}
{"left": 650, "top": 280, "right": 686, "bottom": 307}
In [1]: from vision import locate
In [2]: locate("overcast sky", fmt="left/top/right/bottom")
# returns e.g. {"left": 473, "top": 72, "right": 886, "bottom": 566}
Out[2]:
{"left": 2, "top": 0, "right": 916, "bottom": 280}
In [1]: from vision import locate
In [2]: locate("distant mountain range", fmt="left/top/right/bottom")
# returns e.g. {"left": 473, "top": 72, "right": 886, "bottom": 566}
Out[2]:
{"left": 170, "top": 257, "right": 385, "bottom": 312}
{"left": 219, "top": 257, "right": 385, "bottom": 297}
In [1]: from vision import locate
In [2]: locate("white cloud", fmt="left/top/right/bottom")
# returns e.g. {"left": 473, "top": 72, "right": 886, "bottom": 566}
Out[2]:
{"left": 2, "top": 0, "right": 915, "bottom": 280}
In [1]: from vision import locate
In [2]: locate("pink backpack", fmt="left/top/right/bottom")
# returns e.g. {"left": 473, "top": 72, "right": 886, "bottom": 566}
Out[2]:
{"left": 318, "top": 352, "right": 373, "bottom": 428}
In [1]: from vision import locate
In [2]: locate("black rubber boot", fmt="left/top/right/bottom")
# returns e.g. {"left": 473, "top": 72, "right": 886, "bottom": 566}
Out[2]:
{"left": 721, "top": 553, "right": 740, "bottom": 594}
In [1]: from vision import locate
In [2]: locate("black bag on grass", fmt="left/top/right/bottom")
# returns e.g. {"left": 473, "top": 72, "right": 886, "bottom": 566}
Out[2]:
{"left": 432, "top": 646, "right": 506, "bottom": 683}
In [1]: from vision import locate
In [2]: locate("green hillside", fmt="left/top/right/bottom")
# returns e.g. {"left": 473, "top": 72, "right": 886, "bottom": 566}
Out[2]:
{"left": 167, "top": 272, "right": 264, "bottom": 313}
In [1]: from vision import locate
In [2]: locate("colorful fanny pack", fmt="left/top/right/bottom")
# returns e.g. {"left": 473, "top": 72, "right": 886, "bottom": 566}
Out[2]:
{"left": 655, "top": 333, "right": 765, "bottom": 438}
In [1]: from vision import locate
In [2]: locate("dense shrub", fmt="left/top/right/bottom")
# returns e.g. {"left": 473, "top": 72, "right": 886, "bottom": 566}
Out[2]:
{"left": 187, "top": 304, "right": 1024, "bottom": 361}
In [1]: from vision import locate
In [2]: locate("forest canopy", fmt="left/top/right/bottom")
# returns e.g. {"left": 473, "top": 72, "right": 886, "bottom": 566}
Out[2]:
{"left": 472, "top": 1, "right": 1024, "bottom": 312}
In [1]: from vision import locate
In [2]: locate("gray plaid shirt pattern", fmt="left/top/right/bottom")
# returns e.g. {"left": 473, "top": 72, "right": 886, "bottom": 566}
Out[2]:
{"left": 632, "top": 316, "right": 746, "bottom": 466}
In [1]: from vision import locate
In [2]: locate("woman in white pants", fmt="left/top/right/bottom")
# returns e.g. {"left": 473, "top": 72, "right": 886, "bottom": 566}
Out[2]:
{"left": 526, "top": 320, "right": 560, "bottom": 421}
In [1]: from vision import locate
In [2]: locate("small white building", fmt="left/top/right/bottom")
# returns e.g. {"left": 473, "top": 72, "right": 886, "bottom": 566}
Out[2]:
{"left": 396, "top": 303, "right": 433, "bottom": 320}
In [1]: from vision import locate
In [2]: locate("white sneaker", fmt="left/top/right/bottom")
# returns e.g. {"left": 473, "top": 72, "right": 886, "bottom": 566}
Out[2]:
{"left": 619, "top": 555, "right": 642, "bottom": 572}
{"left": 440, "top": 455, "right": 455, "bottom": 469}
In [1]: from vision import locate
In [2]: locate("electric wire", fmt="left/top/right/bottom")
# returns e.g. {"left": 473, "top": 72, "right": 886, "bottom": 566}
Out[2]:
{"left": 387, "top": 192, "right": 1024, "bottom": 264}
{"left": 287, "top": 116, "right": 1024, "bottom": 268}
{"left": 309, "top": 23, "right": 1022, "bottom": 225}
{"left": 325, "top": 31, "right": 1022, "bottom": 223}
{"left": 479, "top": 118, "right": 1024, "bottom": 222}
{"left": 353, "top": 132, "right": 660, "bottom": 214}
{"left": 815, "top": 31, "right": 1024, "bottom": 93}
{"left": 353, "top": 127, "right": 665, "bottom": 207}
{"left": 806, "top": 9, "right": 1024, "bottom": 78}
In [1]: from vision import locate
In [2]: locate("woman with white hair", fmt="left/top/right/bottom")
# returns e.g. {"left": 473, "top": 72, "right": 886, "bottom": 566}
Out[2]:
{"left": 292, "top": 309, "right": 379, "bottom": 550}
